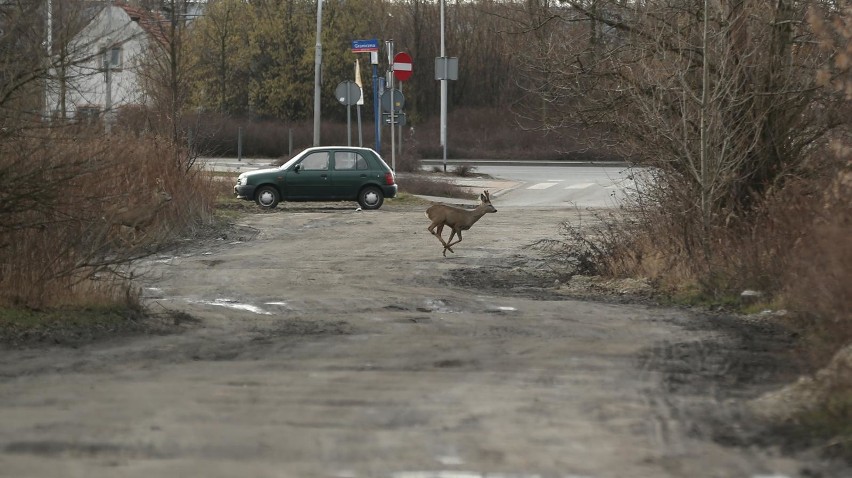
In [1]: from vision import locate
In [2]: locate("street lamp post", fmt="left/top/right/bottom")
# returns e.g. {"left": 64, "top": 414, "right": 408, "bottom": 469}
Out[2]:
{"left": 44, "top": 0, "right": 52, "bottom": 121}
{"left": 104, "top": 52, "right": 112, "bottom": 133}
{"left": 313, "top": 0, "right": 323, "bottom": 146}
{"left": 386, "top": 39, "right": 395, "bottom": 171}
{"left": 440, "top": 0, "right": 447, "bottom": 172}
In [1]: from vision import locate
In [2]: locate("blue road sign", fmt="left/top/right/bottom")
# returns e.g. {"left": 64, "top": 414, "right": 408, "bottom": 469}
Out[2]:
{"left": 351, "top": 39, "right": 379, "bottom": 53}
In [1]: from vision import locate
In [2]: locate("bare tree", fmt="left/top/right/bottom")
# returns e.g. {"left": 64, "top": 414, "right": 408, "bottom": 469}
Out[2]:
{"left": 134, "top": 0, "right": 197, "bottom": 170}
{"left": 0, "top": 0, "right": 57, "bottom": 128}
{"left": 514, "top": 0, "right": 847, "bottom": 256}
{"left": 0, "top": 2, "right": 197, "bottom": 308}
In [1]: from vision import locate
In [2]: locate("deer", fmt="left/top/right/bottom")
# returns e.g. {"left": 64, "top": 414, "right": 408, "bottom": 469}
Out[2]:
{"left": 105, "top": 178, "right": 173, "bottom": 244}
{"left": 425, "top": 190, "right": 497, "bottom": 257}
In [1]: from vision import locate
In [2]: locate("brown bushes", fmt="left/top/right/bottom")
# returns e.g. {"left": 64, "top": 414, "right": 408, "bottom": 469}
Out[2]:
{"left": 0, "top": 130, "right": 217, "bottom": 309}
{"left": 593, "top": 145, "right": 850, "bottom": 344}
{"left": 780, "top": 156, "right": 852, "bottom": 362}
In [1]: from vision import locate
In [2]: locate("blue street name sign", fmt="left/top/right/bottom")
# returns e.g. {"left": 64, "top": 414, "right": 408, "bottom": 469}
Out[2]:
{"left": 351, "top": 39, "right": 379, "bottom": 53}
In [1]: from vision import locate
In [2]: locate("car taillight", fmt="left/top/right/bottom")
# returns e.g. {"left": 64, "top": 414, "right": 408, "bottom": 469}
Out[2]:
{"left": 384, "top": 172, "right": 395, "bottom": 185}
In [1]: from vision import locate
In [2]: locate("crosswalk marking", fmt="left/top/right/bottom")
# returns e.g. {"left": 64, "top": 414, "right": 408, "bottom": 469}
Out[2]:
{"left": 527, "top": 182, "right": 558, "bottom": 190}
{"left": 564, "top": 183, "right": 598, "bottom": 189}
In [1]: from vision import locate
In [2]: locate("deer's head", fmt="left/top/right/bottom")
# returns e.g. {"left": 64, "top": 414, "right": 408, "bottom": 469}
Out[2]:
{"left": 480, "top": 190, "right": 497, "bottom": 213}
{"left": 153, "top": 178, "right": 173, "bottom": 206}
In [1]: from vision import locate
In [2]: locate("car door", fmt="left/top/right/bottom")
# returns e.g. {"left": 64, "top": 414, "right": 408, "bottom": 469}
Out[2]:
{"left": 285, "top": 151, "right": 331, "bottom": 199}
{"left": 331, "top": 150, "right": 371, "bottom": 199}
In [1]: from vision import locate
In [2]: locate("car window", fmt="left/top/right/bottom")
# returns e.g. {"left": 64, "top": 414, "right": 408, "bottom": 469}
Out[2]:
{"left": 334, "top": 152, "right": 369, "bottom": 171}
{"left": 300, "top": 152, "right": 329, "bottom": 170}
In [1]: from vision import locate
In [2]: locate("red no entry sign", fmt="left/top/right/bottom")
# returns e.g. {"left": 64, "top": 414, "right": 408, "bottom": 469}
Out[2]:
{"left": 393, "top": 52, "right": 413, "bottom": 81}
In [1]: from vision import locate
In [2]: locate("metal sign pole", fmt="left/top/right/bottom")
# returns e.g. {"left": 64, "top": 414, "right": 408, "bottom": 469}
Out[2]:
{"left": 387, "top": 40, "right": 395, "bottom": 172}
{"left": 336, "top": 80, "right": 361, "bottom": 147}
{"left": 372, "top": 52, "right": 380, "bottom": 153}
{"left": 440, "top": 0, "right": 447, "bottom": 172}
{"left": 355, "top": 61, "right": 362, "bottom": 147}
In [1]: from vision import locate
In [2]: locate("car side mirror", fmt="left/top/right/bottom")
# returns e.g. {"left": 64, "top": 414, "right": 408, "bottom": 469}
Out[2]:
{"left": 294, "top": 164, "right": 301, "bottom": 173}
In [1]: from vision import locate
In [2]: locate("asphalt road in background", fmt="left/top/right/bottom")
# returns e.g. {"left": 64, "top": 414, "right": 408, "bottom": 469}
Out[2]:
{"left": 203, "top": 158, "right": 639, "bottom": 209}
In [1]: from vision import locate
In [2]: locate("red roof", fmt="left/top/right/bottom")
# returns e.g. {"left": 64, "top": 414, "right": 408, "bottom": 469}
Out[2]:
{"left": 114, "top": 2, "right": 170, "bottom": 49}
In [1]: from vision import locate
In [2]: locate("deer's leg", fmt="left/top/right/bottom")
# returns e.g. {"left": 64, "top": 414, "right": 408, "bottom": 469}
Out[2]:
{"left": 445, "top": 230, "right": 463, "bottom": 248}
{"left": 442, "top": 230, "right": 458, "bottom": 256}
{"left": 428, "top": 222, "right": 447, "bottom": 242}
{"left": 430, "top": 223, "right": 455, "bottom": 254}
{"left": 427, "top": 221, "right": 440, "bottom": 236}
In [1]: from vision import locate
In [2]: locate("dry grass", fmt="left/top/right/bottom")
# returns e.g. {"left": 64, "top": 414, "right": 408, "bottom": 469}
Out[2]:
{"left": 587, "top": 146, "right": 850, "bottom": 389}
{"left": 557, "top": 148, "right": 851, "bottom": 461}
{"left": 779, "top": 160, "right": 852, "bottom": 364}
{"left": 396, "top": 174, "right": 476, "bottom": 200}
{"left": 0, "top": 128, "right": 217, "bottom": 309}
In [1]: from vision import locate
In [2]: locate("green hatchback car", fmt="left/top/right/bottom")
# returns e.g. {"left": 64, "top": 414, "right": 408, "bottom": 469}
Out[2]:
{"left": 234, "top": 146, "right": 398, "bottom": 210}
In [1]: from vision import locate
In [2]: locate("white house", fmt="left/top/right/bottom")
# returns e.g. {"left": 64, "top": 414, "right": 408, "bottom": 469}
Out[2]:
{"left": 48, "top": 3, "right": 166, "bottom": 124}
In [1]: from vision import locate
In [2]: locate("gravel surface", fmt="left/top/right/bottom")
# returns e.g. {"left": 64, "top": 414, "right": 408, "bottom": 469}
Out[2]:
{"left": 0, "top": 200, "right": 846, "bottom": 478}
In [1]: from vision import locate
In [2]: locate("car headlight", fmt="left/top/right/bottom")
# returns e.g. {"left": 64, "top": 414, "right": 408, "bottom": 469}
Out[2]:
{"left": 236, "top": 174, "right": 248, "bottom": 186}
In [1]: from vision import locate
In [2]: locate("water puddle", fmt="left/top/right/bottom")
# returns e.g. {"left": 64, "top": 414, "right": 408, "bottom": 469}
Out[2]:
{"left": 142, "top": 287, "right": 164, "bottom": 299}
{"left": 436, "top": 455, "right": 464, "bottom": 466}
{"left": 264, "top": 301, "right": 291, "bottom": 309}
{"left": 418, "top": 298, "right": 455, "bottom": 313}
{"left": 392, "top": 472, "right": 549, "bottom": 478}
{"left": 195, "top": 298, "right": 271, "bottom": 315}
{"left": 486, "top": 305, "right": 517, "bottom": 313}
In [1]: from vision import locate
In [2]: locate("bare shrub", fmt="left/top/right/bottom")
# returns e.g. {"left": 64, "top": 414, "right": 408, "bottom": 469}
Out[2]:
{"left": 531, "top": 209, "right": 632, "bottom": 279}
{"left": 392, "top": 147, "right": 423, "bottom": 173}
{"left": 413, "top": 107, "right": 594, "bottom": 160}
{"left": 182, "top": 112, "right": 313, "bottom": 158}
{"left": 778, "top": 153, "right": 852, "bottom": 363}
{"left": 395, "top": 175, "right": 475, "bottom": 199}
{"left": 0, "top": 131, "right": 216, "bottom": 309}
{"left": 452, "top": 164, "right": 477, "bottom": 177}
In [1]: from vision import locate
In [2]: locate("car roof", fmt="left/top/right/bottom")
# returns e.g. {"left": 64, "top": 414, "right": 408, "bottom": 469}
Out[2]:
{"left": 287, "top": 146, "right": 391, "bottom": 171}
{"left": 302, "top": 146, "right": 377, "bottom": 153}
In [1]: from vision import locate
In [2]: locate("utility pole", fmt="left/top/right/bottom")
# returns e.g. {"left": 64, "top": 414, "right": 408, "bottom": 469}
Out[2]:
{"left": 386, "top": 39, "right": 395, "bottom": 171}
{"left": 440, "top": 0, "right": 447, "bottom": 172}
{"left": 44, "top": 0, "right": 52, "bottom": 121}
{"left": 372, "top": 52, "right": 379, "bottom": 152}
{"left": 313, "top": 0, "right": 324, "bottom": 146}
{"left": 104, "top": 53, "right": 112, "bottom": 133}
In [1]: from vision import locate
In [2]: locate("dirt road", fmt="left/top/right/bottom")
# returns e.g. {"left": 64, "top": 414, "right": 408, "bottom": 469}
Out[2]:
{"left": 0, "top": 200, "right": 842, "bottom": 477}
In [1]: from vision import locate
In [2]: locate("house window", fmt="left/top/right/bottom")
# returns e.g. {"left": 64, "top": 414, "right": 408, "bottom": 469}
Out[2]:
{"left": 103, "top": 45, "right": 123, "bottom": 70}
{"left": 76, "top": 106, "right": 101, "bottom": 124}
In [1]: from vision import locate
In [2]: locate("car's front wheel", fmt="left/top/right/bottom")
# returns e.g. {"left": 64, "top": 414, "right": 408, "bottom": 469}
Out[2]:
{"left": 358, "top": 186, "right": 384, "bottom": 210}
{"left": 255, "top": 185, "right": 280, "bottom": 209}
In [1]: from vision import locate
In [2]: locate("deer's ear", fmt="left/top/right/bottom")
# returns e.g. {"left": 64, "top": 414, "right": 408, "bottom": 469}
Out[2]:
{"left": 480, "top": 193, "right": 486, "bottom": 202}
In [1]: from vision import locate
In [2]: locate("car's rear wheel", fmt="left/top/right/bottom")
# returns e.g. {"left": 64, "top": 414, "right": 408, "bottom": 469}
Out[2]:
{"left": 255, "top": 185, "right": 280, "bottom": 209}
{"left": 358, "top": 186, "right": 384, "bottom": 210}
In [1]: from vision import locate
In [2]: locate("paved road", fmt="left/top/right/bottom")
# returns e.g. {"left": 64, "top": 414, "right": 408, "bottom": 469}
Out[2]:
{"left": 438, "top": 165, "right": 637, "bottom": 208}
{"left": 203, "top": 158, "right": 639, "bottom": 209}
{"left": 202, "top": 157, "right": 277, "bottom": 173}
